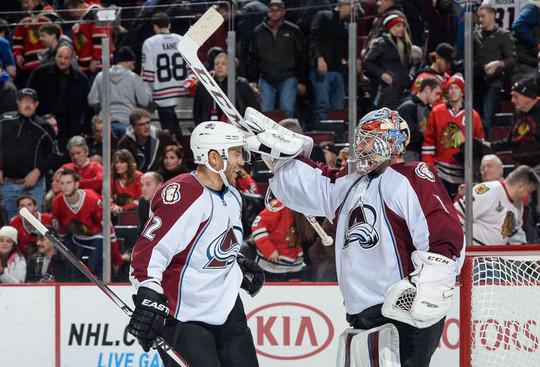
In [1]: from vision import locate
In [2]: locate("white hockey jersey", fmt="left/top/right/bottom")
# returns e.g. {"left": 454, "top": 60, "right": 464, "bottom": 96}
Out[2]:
{"left": 141, "top": 33, "right": 188, "bottom": 107}
{"left": 130, "top": 173, "right": 244, "bottom": 325}
{"left": 454, "top": 180, "right": 526, "bottom": 245}
{"left": 491, "top": 0, "right": 529, "bottom": 31}
{"left": 270, "top": 158, "right": 465, "bottom": 315}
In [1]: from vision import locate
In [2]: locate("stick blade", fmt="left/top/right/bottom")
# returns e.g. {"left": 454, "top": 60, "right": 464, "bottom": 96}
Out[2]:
{"left": 184, "top": 7, "right": 224, "bottom": 47}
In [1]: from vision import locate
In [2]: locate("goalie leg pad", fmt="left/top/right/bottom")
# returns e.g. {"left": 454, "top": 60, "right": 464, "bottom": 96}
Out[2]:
{"left": 336, "top": 324, "right": 401, "bottom": 367}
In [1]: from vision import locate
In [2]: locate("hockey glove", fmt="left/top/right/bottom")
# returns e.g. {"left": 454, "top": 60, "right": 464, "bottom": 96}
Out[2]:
{"left": 237, "top": 255, "right": 265, "bottom": 297}
{"left": 127, "top": 286, "right": 169, "bottom": 352}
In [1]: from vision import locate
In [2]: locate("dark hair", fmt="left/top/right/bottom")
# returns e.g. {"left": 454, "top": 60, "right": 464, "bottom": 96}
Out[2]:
{"left": 39, "top": 23, "right": 61, "bottom": 38}
{"left": 129, "top": 108, "right": 151, "bottom": 126}
{"left": 0, "top": 19, "right": 9, "bottom": 34}
{"left": 16, "top": 193, "right": 37, "bottom": 208}
{"left": 160, "top": 145, "right": 183, "bottom": 172}
{"left": 507, "top": 165, "right": 540, "bottom": 188}
{"left": 418, "top": 77, "right": 441, "bottom": 92}
{"left": 478, "top": 4, "right": 497, "bottom": 14}
{"left": 151, "top": 12, "right": 170, "bottom": 28}
{"left": 112, "top": 149, "right": 137, "bottom": 184}
{"left": 64, "top": 0, "right": 85, "bottom": 8}
{"left": 60, "top": 168, "right": 80, "bottom": 182}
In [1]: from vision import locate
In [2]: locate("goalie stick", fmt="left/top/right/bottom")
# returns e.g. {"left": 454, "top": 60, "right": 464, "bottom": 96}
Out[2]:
{"left": 18, "top": 208, "right": 191, "bottom": 367}
{"left": 179, "top": 7, "right": 333, "bottom": 247}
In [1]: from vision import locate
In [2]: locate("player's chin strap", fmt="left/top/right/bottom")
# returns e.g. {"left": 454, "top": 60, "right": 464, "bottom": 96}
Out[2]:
{"left": 206, "top": 155, "right": 231, "bottom": 188}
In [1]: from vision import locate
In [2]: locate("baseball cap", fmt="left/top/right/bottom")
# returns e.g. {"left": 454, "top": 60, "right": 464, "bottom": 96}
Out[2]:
{"left": 0, "top": 226, "right": 18, "bottom": 244}
{"left": 17, "top": 88, "right": 38, "bottom": 101}
{"left": 512, "top": 77, "right": 538, "bottom": 99}
{"left": 435, "top": 43, "right": 456, "bottom": 63}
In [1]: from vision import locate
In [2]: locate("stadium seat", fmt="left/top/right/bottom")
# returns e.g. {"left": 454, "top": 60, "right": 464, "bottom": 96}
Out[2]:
{"left": 494, "top": 113, "right": 513, "bottom": 127}
{"left": 306, "top": 131, "right": 336, "bottom": 145}
{"left": 263, "top": 110, "right": 286, "bottom": 122}
{"left": 489, "top": 126, "right": 510, "bottom": 142}
{"left": 251, "top": 160, "right": 273, "bottom": 183}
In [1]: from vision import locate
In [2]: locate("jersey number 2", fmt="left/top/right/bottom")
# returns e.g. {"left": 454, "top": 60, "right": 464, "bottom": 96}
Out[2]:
{"left": 156, "top": 53, "right": 186, "bottom": 82}
{"left": 143, "top": 216, "right": 162, "bottom": 241}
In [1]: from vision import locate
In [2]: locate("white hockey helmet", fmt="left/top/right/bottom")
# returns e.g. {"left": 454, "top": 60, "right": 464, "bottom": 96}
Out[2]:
{"left": 190, "top": 121, "right": 250, "bottom": 185}
{"left": 352, "top": 108, "right": 410, "bottom": 174}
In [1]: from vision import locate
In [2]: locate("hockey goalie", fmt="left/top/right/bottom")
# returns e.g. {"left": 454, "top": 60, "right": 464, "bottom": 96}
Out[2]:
{"left": 245, "top": 107, "right": 466, "bottom": 367}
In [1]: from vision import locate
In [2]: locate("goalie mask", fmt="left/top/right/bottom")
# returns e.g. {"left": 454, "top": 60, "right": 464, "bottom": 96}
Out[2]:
{"left": 190, "top": 121, "right": 250, "bottom": 186}
{"left": 352, "top": 108, "right": 410, "bottom": 175}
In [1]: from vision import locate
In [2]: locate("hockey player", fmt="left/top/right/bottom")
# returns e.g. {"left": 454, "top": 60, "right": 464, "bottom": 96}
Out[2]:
{"left": 245, "top": 107, "right": 464, "bottom": 366}
{"left": 127, "top": 121, "right": 262, "bottom": 367}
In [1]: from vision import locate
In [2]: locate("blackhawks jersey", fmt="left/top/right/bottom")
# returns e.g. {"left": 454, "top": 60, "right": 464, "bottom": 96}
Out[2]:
{"left": 270, "top": 158, "right": 465, "bottom": 315}
{"left": 130, "top": 173, "right": 244, "bottom": 325}
{"left": 141, "top": 33, "right": 189, "bottom": 107}
{"left": 61, "top": 161, "right": 103, "bottom": 194}
{"left": 454, "top": 180, "right": 526, "bottom": 245}
{"left": 421, "top": 103, "right": 485, "bottom": 184}
{"left": 10, "top": 212, "right": 53, "bottom": 256}
{"left": 52, "top": 189, "right": 103, "bottom": 239}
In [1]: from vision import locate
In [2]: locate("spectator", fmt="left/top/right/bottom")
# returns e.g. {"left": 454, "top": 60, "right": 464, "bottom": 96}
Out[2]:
{"left": 361, "top": 0, "right": 407, "bottom": 58}
{"left": 422, "top": 74, "right": 485, "bottom": 197}
{"left": 137, "top": 171, "right": 163, "bottom": 234}
{"left": 364, "top": 14, "right": 413, "bottom": 109}
{"left": 454, "top": 165, "right": 539, "bottom": 245}
{"left": 26, "top": 228, "right": 72, "bottom": 282}
{"left": 52, "top": 169, "right": 105, "bottom": 278}
{"left": 141, "top": 12, "right": 186, "bottom": 139}
{"left": 309, "top": 0, "right": 351, "bottom": 123}
{"left": 236, "top": 0, "right": 269, "bottom": 77}
{"left": 236, "top": 169, "right": 260, "bottom": 195}
{"left": 38, "top": 23, "right": 72, "bottom": 65}
{"left": 247, "top": 0, "right": 307, "bottom": 118}
{"left": 0, "top": 88, "right": 54, "bottom": 220}
{"left": 485, "top": 77, "right": 540, "bottom": 166}
{"left": 0, "top": 18, "right": 16, "bottom": 79}
{"left": 320, "top": 141, "right": 348, "bottom": 169}
{"left": 42, "top": 168, "right": 63, "bottom": 213}
{"left": 61, "top": 135, "right": 103, "bottom": 194}
{"left": 511, "top": 1, "right": 540, "bottom": 81}
{"left": 251, "top": 201, "right": 306, "bottom": 281}
{"left": 111, "top": 149, "right": 142, "bottom": 214}
{"left": 398, "top": 77, "right": 442, "bottom": 161}
{"left": 473, "top": 3, "right": 515, "bottom": 133}
{"left": 87, "top": 115, "right": 117, "bottom": 164}
{"left": 193, "top": 52, "right": 260, "bottom": 125}
{"left": 157, "top": 145, "right": 188, "bottom": 182}
{"left": 89, "top": 47, "right": 151, "bottom": 139}
{"left": 9, "top": 193, "right": 52, "bottom": 257}
{"left": 0, "top": 66, "right": 17, "bottom": 114}
{"left": 0, "top": 225, "right": 26, "bottom": 283}
{"left": 12, "top": 0, "right": 58, "bottom": 87}
{"left": 480, "top": 154, "right": 504, "bottom": 182}
{"left": 27, "top": 44, "right": 90, "bottom": 152}
{"left": 64, "top": 0, "right": 111, "bottom": 76}
{"left": 117, "top": 108, "right": 176, "bottom": 172}
{"left": 411, "top": 43, "right": 455, "bottom": 101}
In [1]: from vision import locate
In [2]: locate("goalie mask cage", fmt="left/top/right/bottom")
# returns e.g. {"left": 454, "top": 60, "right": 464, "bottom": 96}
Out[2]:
{"left": 460, "top": 245, "right": 540, "bottom": 367}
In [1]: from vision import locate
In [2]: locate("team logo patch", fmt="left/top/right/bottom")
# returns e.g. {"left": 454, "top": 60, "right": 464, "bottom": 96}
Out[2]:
{"left": 161, "top": 183, "right": 181, "bottom": 204}
{"left": 415, "top": 162, "right": 435, "bottom": 182}
{"left": 344, "top": 204, "right": 379, "bottom": 250}
{"left": 474, "top": 184, "right": 490, "bottom": 195}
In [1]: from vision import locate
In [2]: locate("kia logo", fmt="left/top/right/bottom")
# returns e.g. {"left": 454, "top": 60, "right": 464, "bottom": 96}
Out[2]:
{"left": 246, "top": 302, "right": 334, "bottom": 360}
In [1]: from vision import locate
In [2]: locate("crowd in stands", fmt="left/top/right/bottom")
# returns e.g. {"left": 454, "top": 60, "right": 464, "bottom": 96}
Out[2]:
{"left": 0, "top": 0, "right": 539, "bottom": 284}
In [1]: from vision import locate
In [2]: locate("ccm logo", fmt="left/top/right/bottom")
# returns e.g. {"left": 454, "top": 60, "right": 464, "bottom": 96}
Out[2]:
{"left": 427, "top": 256, "right": 449, "bottom": 264}
{"left": 246, "top": 302, "right": 334, "bottom": 360}
{"left": 142, "top": 299, "right": 168, "bottom": 313}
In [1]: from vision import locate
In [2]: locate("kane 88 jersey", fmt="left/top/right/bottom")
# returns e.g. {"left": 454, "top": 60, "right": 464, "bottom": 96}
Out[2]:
{"left": 130, "top": 173, "right": 244, "bottom": 325}
{"left": 142, "top": 33, "right": 189, "bottom": 107}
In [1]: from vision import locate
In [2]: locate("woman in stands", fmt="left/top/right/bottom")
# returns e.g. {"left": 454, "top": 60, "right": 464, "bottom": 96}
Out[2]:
{"left": 157, "top": 145, "right": 188, "bottom": 182}
{"left": 0, "top": 226, "right": 26, "bottom": 283}
{"left": 111, "top": 149, "right": 142, "bottom": 214}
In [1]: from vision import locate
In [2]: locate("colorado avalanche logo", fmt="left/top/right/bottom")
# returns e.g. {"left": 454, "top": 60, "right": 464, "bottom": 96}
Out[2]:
{"left": 415, "top": 162, "right": 435, "bottom": 182}
{"left": 204, "top": 227, "right": 240, "bottom": 269}
{"left": 161, "top": 183, "right": 181, "bottom": 204}
{"left": 344, "top": 204, "right": 379, "bottom": 250}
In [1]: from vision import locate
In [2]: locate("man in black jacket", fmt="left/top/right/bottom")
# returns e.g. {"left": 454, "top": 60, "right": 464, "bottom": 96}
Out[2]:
{"left": 397, "top": 77, "right": 442, "bottom": 161}
{"left": 27, "top": 44, "right": 90, "bottom": 154}
{"left": 0, "top": 88, "right": 54, "bottom": 220}
{"left": 247, "top": 0, "right": 307, "bottom": 118}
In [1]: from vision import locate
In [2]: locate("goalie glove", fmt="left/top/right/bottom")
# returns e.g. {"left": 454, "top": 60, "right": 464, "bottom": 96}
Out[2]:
{"left": 127, "top": 286, "right": 169, "bottom": 352}
{"left": 381, "top": 251, "right": 456, "bottom": 329}
{"left": 237, "top": 254, "right": 265, "bottom": 297}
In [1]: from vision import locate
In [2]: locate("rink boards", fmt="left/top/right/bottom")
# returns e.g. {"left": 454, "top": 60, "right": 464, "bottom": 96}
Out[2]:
{"left": 1, "top": 283, "right": 461, "bottom": 367}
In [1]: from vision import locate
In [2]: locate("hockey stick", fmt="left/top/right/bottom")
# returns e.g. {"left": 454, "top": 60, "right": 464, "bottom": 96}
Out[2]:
{"left": 19, "top": 208, "right": 191, "bottom": 367}
{"left": 179, "top": 7, "right": 333, "bottom": 247}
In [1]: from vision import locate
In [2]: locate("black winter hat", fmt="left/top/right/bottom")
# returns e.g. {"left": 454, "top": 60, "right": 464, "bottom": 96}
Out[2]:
{"left": 116, "top": 47, "right": 136, "bottom": 63}
{"left": 512, "top": 77, "right": 538, "bottom": 99}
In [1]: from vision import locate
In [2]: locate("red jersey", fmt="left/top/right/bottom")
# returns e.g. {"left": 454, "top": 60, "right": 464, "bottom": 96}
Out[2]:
{"left": 112, "top": 171, "right": 142, "bottom": 211}
{"left": 251, "top": 202, "right": 304, "bottom": 274}
{"left": 411, "top": 68, "right": 449, "bottom": 107}
{"left": 72, "top": 4, "right": 111, "bottom": 73}
{"left": 10, "top": 212, "right": 53, "bottom": 257}
{"left": 236, "top": 170, "right": 259, "bottom": 194}
{"left": 12, "top": 8, "right": 57, "bottom": 71}
{"left": 52, "top": 189, "right": 103, "bottom": 238}
{"left": 61, "top": 161, "right": 103, "bottom": 194}
{"left": 422, "top": 103, "right": 485, "bottom": 184}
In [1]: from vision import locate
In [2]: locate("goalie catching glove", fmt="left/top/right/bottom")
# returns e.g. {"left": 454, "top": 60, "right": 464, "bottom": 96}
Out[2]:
{"left": 127, "top": 286, "right": 169, "bottom": 352}
{"left": 243, "top": 107, "right": 313, "bottom": 171}
{"left": 381, "top": 251, "right": 456, "bottom": 329}
{"left": 237, "top": 254, "right": 265, "bottom": 296}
